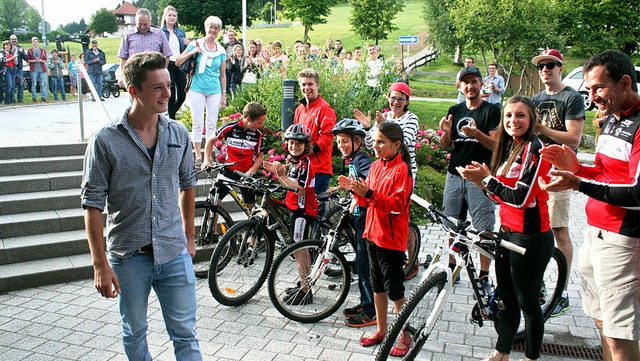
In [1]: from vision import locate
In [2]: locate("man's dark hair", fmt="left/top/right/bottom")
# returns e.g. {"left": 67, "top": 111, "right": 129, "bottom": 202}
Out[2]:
{"left": 123, "top": 51, "right": 167, "bottom": 90}
{"left": 243, "top": 102, "right": 267, "bottom": 121}
{"left": 466, "top": 56, "right": 475, "bottom": 63}
{"left": 584, "top": 50, "right": 638, "bottom": 92}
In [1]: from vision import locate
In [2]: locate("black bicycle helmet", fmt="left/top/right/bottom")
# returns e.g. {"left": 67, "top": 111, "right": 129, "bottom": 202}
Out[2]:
{"left": 284, "top": 124, "right": 311, "bottom": 140}
{"left": 332, "top": 118, "right": 366, "bottom": 137}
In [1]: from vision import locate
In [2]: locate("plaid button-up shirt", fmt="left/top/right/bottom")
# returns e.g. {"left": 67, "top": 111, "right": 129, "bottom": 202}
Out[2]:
{"left": 81, "top": 109, "right": 196, "bottom": 265}
{"left": 117, "top": 27, "right": 173, "bottom": 60}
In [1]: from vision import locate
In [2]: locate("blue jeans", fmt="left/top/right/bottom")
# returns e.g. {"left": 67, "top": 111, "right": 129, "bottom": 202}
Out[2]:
{"left": 30, "top": 70, "right": 47, "bottom": 101}
{"left": 108, "top": 249, "right": 202, "bottom": 361}
{"left": 354, "top": 210, "right": 375, "bottom": 315}
{"left": 314, "top": 172, "right": 331, "bottom": 217}
{"left": 89, "top": 72, "right": 103, "bottom": 99}
{"left": 4, "top": 67, "right": 15, "bottom": 104}
{"left": 15, "top": 67, "right": 24, "bottom": 102}
{"left": 50, "top": 76, "right": 66, "bottom": 101}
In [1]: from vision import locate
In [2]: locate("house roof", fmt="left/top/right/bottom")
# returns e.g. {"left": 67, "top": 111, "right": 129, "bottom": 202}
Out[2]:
{"left": 112, "top": 2, "right": 138, "bottom": 16}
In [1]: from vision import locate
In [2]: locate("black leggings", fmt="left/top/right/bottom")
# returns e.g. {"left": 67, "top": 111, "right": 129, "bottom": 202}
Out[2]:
{"left": 167, "top": 61, "right": 187, "bottom": 120}
{"left": 495, "top": 229, "right": 554, "bottom": 359}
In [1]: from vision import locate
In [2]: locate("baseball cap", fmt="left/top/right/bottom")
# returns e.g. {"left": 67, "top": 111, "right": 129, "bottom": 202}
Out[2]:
{"left": 389, "top": 82, "right": 411, "bottom": 97}
{"left": 532, "top": 49, "right": 563, "bottom": 65}
{"left": 458, "top": 66, "right": 482, "bottom": 81}
{"left": 91, "top": 39, "right": 98, "bottom": 44}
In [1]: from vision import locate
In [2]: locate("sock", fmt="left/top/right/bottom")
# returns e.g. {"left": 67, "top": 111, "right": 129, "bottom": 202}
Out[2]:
{"left": 448, "top": 263, "right": 456, "bottom": 272}
{"left": 479, "top": 270, "right": 490, "bottom": 279}
{"left": 562, "top": 291, "right": 568, "bottom": 298}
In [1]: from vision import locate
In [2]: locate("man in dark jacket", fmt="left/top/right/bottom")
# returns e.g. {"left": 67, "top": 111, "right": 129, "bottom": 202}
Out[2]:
{"left": 85, "top": 39, "right": 107, "bottom": 101}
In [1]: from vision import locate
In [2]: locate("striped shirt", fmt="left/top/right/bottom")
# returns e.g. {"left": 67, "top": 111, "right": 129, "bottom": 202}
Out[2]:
{"left": 81, "top": 109, "right": 197, "bottom": 265}
{"left": 365, "top": 110, "right": 419, "bottom": 178}
{"left": 117, "top": 27, "right": 173, "bottom": 60}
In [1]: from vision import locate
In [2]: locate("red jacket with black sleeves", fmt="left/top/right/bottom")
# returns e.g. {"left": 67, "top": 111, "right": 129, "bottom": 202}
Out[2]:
{"left": 483, "top": 137, "right": 552, "bottom": 234}
{"left": 294, "top": 95, "right": 336, "bottom": 175}
{"left": 354, "top": 153, "right": 413, "bottom": 252}
{"left": 575, "top": 100, "right": 640, "bottom": 237}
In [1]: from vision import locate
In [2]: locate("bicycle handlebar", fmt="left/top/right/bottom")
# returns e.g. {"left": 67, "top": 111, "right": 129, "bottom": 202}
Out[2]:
{"left": 233, "top": 170, "right": 298, "bottom": 193}
{"left": 497, "top": 239, "right": 526, "bottom": 255}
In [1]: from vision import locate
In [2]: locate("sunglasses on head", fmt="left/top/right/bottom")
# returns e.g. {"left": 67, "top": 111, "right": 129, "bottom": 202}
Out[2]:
{"left": 536, "top": 62, "right": 562, "bottom": 71}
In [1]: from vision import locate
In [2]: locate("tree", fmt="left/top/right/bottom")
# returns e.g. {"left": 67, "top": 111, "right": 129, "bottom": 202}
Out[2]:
{"left": 422, "top": 0, "right": 461, "bottom": 62}
{"left": 89, "top": 8, "right": 118, "bottom": 36}
{"left": 0, "top": 0, "right": 24, "bottom": 34}
{"left": 63, "top": 19, "right": 88, "bottom": 34}
{"left": 349, "top": 0, "right": 403, "bottom": 45}
{"left": 280, "top": 0, "right": 337, "bottom": 44}
{"left": 449, "top": 0, "right": 562, "bottom": 95}
{"left": 157, "top": 0, "right": 261, "bottom": 35}
{"left": 555, "top": 0, "right": 640, "bottom": 56}
{"left": 23, "top": 6, "right": 42, "bottom": 33}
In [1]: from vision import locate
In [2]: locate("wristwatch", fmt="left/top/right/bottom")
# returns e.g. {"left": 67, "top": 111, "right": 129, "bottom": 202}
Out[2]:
{"left": 481, "top": 175, "right": 493, "bottom": 188}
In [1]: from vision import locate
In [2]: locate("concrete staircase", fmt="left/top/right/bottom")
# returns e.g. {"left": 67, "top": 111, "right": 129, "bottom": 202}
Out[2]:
{"left": 0, "top": 143, "right": 241, "bottom": 293}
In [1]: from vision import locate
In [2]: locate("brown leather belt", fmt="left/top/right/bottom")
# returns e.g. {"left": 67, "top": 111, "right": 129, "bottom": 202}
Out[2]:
{"left": 139, "top": 244, "right": 153, "bottom": 254}
{"left": 500, "top": 225, "right": 516, "bottom": 233}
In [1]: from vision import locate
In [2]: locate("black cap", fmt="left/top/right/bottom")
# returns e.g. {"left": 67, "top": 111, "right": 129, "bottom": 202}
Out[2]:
{"left": 91, "top": 39, "right": 98, "bottom": 44}
{"left": 458, "top": 66, "right": 482, "bottom": 81}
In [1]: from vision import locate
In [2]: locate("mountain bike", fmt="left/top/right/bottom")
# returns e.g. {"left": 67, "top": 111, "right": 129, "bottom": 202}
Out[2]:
{"left": 268, "top": 191, "right": 423, "bottom": 323}
{"left": 207, "top": 173, "right": 299, "bottom": 306}
{"left": 193, "top": 163, "right": 255, "bottom": 277}
{"left": 375, "top": 194, "right": 568, "bottom": 360}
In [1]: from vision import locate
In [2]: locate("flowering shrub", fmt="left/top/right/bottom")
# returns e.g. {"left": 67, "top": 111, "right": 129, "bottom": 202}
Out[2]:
{"left": 414, "top": 126, "right": 450, "bottom": 174}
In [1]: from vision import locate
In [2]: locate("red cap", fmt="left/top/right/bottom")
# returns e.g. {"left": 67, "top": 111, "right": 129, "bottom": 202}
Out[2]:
{"left": 532, "top": 49, "right": 564, "bottom": 65}
{"left": 389, "top": 82, "right": 411, "bottom": 97}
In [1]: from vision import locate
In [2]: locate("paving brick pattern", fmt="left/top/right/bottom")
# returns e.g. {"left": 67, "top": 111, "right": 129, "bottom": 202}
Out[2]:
{"left": 0, "top": 192, "right": 604, "bottom": 360}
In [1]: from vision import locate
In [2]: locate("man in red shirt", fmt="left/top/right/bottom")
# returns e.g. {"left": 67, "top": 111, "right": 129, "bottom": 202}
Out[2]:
{"left": 294, "top": 68, "right": 336, "bottom": 214}
{"left": 540, "top": 50, "right": 640, "bottom": 361}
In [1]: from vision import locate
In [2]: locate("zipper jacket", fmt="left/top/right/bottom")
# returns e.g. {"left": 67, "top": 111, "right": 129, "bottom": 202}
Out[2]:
{"left": 354, "top": 153, "right": 413, "bottom": 251}
{"left": 294, "top": 95, "right": 336, "bottom": 175}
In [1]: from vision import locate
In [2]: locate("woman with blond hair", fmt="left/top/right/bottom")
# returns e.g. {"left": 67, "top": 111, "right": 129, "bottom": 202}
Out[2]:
{"left": 161, "top": 5, "right": 191, "bottom": 119}
{"left": 176, "top": 16, "right": 227, "bottom": 168}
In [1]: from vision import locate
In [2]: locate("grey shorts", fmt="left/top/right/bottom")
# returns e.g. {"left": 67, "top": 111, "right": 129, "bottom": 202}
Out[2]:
{"left": 579, "top": 226, "right": 640, "bottom": 340}
{"left": 443, "top": 172, "right": 495, "bottom": 232}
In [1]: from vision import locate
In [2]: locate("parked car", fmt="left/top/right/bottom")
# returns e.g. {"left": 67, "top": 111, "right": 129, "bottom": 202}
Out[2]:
{"left": 562, "top": 65, "right": 640, "bottom": 110}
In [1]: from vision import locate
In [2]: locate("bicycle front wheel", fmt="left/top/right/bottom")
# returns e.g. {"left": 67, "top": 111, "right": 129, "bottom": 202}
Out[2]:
{"left": 268, "top": 240, "right": 350, "bottom": 323}
{"left": 404, "top": 222, "right": 422, "bottom": 278}
{"left": 208, "top": 218, "right": 274, "bottom": 306}
{"left": 376, "top": 271, "right": 447, "bottom": 361}
{"left": 194, "top": 201, "right": 234, "bottom": 278}
{"left": 507, "top": 247, "right": 568, "bottom": 342}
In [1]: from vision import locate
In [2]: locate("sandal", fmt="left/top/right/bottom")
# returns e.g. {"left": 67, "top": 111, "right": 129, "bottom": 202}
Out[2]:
{"left": 360, "top": 331, "right": 386, "bottom": 347}
{"left": 482, "top": 350, "right": 509, "bottom": 361}
{"left": 389, "top": 333, "right": 411, "bottom": 357}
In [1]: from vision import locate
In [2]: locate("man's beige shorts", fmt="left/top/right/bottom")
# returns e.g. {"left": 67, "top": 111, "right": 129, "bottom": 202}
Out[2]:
{"left": 548, "top": 188, "right": 571, "bottom": 229}
{"left": 579, "top": 226, "right": 640, "bottom": 340}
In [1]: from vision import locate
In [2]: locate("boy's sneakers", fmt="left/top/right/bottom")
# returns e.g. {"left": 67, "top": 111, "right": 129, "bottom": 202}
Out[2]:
{"left": 550, "top": 295, "right": 570, "bottom": 317}
{"left": 283, "top": 289, "right": 313, "bottom": 305}
{"left": 345, "top": 312, "right": 376, "bottom": 328}
{"left": 405, "top": 261, "right": 420, "bottom": 280}
{"left": 343, "top": 304, "right": 362, "bottom": 317}
{"left": 480, "top": 277, "right": 492, "bottom": 296}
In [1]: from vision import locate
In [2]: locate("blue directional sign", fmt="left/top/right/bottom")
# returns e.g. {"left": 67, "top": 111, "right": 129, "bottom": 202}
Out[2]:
{"left": 399, "top": 36, "right": 418, "bottom": 44}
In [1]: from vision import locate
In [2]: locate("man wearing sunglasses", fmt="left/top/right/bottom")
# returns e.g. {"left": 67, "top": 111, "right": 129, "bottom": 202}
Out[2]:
{"left": 531, "top": 48, "right": 585, "bottom": 317}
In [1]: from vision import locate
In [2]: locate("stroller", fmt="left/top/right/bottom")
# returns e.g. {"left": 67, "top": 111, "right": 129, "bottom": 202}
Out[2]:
{"left": 101, "top": 69, "right": 121, "bottom": 98}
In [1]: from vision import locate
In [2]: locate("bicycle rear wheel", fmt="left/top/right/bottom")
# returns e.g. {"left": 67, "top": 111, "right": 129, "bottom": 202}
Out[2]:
{"left": 208, "top": 218, "right": 274, "bottom": 306}
{"left": 375, "top": 270, "right": 447, "bottom": 361}
{"left": 503, "top": 247, "right": 568, "bottom": 342}
{"left": 268, "top": 239, "right": 350, "bottom": 323}
{"left": 194, "top": 201, "right": 234, "bottom": 278}
{"left": 403, "top": 222, "right": 422, "bottom": 278}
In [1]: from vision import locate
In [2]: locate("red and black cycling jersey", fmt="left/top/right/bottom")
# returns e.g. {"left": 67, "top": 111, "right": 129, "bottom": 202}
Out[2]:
{"left": 576, "top": 100, "right": 640, "bottom": 237}
{"left": 217, "top": 119, "right": 264, "bottom": 172}
{"left": 484, "top": 136, "right": 552, "bottom": 234}
{"left": 285, "top": 154, "right": 318, "bottom": 217}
